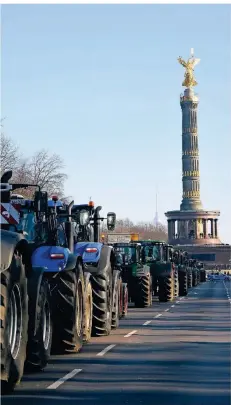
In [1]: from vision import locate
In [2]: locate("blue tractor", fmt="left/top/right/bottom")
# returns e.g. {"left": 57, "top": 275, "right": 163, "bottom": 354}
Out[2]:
{"left": 55, "top": 200, "right": 127, "bottom": 336}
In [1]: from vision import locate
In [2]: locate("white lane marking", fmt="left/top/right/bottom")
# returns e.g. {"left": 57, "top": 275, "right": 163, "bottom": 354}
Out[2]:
{"left": 176, "top": 300, "right": 180, "bottom": 303}
{"left": 194, "top": 292, "right": 198, "bottom": 295}
{"left": 171, "top": 305, "right": 175, "bottom": 308}
{"left": 47, "top": 369, "right": 82, "bottom": 389}
{"left": 154, "top": 313, "right": 162, "bottom": 318}
{"left": 165, "top": 308, "right": 169, "bottom": 312}
{"left": 179, "top": 297, "right": 184, "bottom": 300}
{"left": 96, "top": 344, "right": 116, "bottom": 356}
{"left": 143, "top": 320, "right": 152, "bottom": 326}
{"left": 124, "top": 330, "right": 137, "bottom": 338}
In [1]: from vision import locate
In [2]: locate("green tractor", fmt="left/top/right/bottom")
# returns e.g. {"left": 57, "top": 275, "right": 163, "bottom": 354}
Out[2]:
{"left": 172, "top": 249, "right": 188, "bottom": 296}
{"left": 137, "top": 240, "right": 176, "bottom": 302}
{"left": 198, "top": 262, "right": 206, "bottom": 282}
{"left": 189, "top": 259, "right": 200, "bottom": 286}
{"left": 112, "top": 242, "right": 152, "bottom": 308}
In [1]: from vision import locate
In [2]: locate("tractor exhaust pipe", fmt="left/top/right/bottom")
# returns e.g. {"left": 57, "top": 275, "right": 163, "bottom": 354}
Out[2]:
{"left": 93, "top": 206, "right": 102, "bottom": 242}
{"left": 65, "top": 200, "right": 74, "bottom": 252}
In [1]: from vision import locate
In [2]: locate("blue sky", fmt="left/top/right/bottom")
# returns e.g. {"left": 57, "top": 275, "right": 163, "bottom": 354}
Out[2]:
{"left": 1, "top": 4, "right": 231, "bottom": 243}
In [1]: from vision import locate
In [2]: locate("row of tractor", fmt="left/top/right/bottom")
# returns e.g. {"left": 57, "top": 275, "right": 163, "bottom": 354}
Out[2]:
{"left": 0, "top": 170, "right": 206, "bottom": 395}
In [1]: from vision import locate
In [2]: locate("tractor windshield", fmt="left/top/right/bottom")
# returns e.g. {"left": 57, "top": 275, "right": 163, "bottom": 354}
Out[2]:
{"left": 114, "top": 246, "right": 137, "bottom": 265}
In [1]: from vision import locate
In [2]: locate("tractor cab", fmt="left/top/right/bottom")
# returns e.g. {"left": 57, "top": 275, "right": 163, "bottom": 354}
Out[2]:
{"left": 112, "top": 242, "right": 142, "bottom": 267}
{"left": 71, "top": 200, "right": 116, "bottom": 243}
{"left": 137, "top": 240, "right": 172, "bottom": 263}
{"left": 0, "top": 170, "right": 48, "bottom": 240}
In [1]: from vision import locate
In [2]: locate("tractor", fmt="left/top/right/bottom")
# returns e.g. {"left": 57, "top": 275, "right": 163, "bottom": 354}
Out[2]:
{"left": 55, "top": 200, "right": 126, "bottom": 336}
{"left": 172, "top": 249, "right": 188, "bottom": 296}
{"left": 0, "top": 171, "right": 53, "bottom": 393}
{"left": 136, "top": 240, "right": 176, "bottom": 302}
{"left": 189, "top": 259, "right": 200, "bottom": 287}
{"left": 110, "top": 242, "right": 152, "bottom": 308}
{"left": 198, "top": 262, "right": 206, "bottom": 282}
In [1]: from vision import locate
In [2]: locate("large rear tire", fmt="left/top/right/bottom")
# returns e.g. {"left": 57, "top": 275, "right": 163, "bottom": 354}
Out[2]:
{"left": 91, "top": 267, "right": 113, "bottom": 337}
{"left": 25, "top": 278, "right": 52, "bottom": 371}
{"left": 134, "top": 273, "right": 152, "bottom": 308}
{"left": 158, "top": 275, "right": 174, "bottom": 302}
{"left": 179, "top": 271, "right": 188, "bottom": 296}
{"left": 200, "top": 270, "right": 206, "bottom": 282}
{"left": 187, "top": 270, "right": 192, "bottom": 288}
{"left": 192, "top": 271, "right": 197, "bottom": 287}
{"left": 1, "top": 252, "right": 28, "bottom": 395}
{"left": 174, "top": 270, "right": 179, "bottom": 297}
{"left": 122, "top": 283, "right": 128, "bottom": 317}
{"left": 111, "top": 277, "right": 120, "bottom": 329}
{"left": 51, "top": 261, "right": 84, "bottom": 354}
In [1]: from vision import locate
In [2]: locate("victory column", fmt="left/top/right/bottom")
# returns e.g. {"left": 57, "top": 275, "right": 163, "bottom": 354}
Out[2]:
{"left": 165, "top": 49, "right": 231, "bottom": 264}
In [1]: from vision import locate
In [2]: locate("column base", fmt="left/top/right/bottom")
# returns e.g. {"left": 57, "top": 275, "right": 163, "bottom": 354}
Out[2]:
{"left": 180, "top": 199, "right": 203, "bottom": 211}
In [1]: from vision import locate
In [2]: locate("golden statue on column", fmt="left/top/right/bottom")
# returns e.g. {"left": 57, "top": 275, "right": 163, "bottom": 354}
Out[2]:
{"left": 178, "top": 48, "right": 200, "bottom": 88}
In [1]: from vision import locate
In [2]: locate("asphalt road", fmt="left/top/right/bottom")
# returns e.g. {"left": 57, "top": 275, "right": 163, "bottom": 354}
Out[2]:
{"left": 2, "top": 280, "right": 231, "bottom": 405}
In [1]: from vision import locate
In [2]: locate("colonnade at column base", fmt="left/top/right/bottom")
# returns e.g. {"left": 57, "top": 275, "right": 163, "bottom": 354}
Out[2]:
{"left": 165, "top": 209, "right": 221, "bottom": 246}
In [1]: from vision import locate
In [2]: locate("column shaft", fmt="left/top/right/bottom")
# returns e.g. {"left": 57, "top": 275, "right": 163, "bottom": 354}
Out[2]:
{"left": 215, "top": 219, "right": 218, "bottom": 238}
{"left": 195, "top": 219, "right": 198, "bottom": 239}
{"left": 203, "top": 219, "right": 208, "bottom": 238}
{"left": 210, "top": 219, "right": 214, "bottom": 238}
{"left": 168, "top": 220, "right": 171, "bottom": 239}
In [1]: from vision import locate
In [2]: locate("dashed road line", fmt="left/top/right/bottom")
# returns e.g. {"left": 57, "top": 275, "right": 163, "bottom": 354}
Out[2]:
{"left": 47, "top": 369, "right": 82, "bottom": 389}
{"left": 154, "top": 313, "right": 162, "bottom": 318}
{"left": 176, "top": 300, "right": 180, "bottom": 303}
{"left": 124, "top": 330, "right": 137, "bottom": 338}
{"left": 165, "top": 308, "right": 170, "bottom": 312}
{"left": 96, "top": 344, "right": 116, "bottom": 356}
{"left": 143, "top": 320, "right": 152, "bottom": 326}
{"left": 171, "top": 305, "right": 175, "bottom": 308}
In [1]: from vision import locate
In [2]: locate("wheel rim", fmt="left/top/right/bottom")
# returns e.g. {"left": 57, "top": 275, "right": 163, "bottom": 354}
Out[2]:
{"left": 9, "top": 285, "right": 22, "bottom": 359}
{"left": 76, "top": 282, "right": 83, "bottom": 337}
{"left": 85, "top": 288, "right": 92, "bottom": 337}
{"left": 106, "top": 282, "right": 111, "bottom": 323}
{"left": 43, "top": 301, "right": 51, "bottom": 350}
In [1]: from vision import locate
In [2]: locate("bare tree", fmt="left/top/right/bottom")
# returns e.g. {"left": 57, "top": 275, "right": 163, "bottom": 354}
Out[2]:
{"left": 12, "top": 149, "right": 68, "bottom": 199}
{"left": 102, "top": 217, "right": 168, "bottom": 241}
{"left": 0, "top": 133, "right": 20, "bottom": 174}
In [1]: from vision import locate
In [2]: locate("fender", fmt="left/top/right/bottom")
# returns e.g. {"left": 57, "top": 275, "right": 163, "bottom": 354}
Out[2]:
{"left": 32, "top": 246, "right": 79, "bottom": 273}
{"left": 0, "top": 229, "right": 28, "bottom": 272}
{"left": 74, "top": 242, "right": 103, "bottom": 264}
{"left": 27, "top": 266, "right": 49, "bottom": 336}
{"left": 65, "top": 253, "right": 80, "bottom": 272}
{"left": 85, "top": 245, "right": 113, "bottom": 275}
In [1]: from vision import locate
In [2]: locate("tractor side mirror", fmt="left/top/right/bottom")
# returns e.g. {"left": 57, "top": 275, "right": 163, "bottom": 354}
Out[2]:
{"left": 34, "top": 191, "right": 48, "bottom": 213}
{"left": 107, "top": 212, "right": 116, "bottom": 231}
{"left": 79, "top": 209, "right": 90, "bottom": 226}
